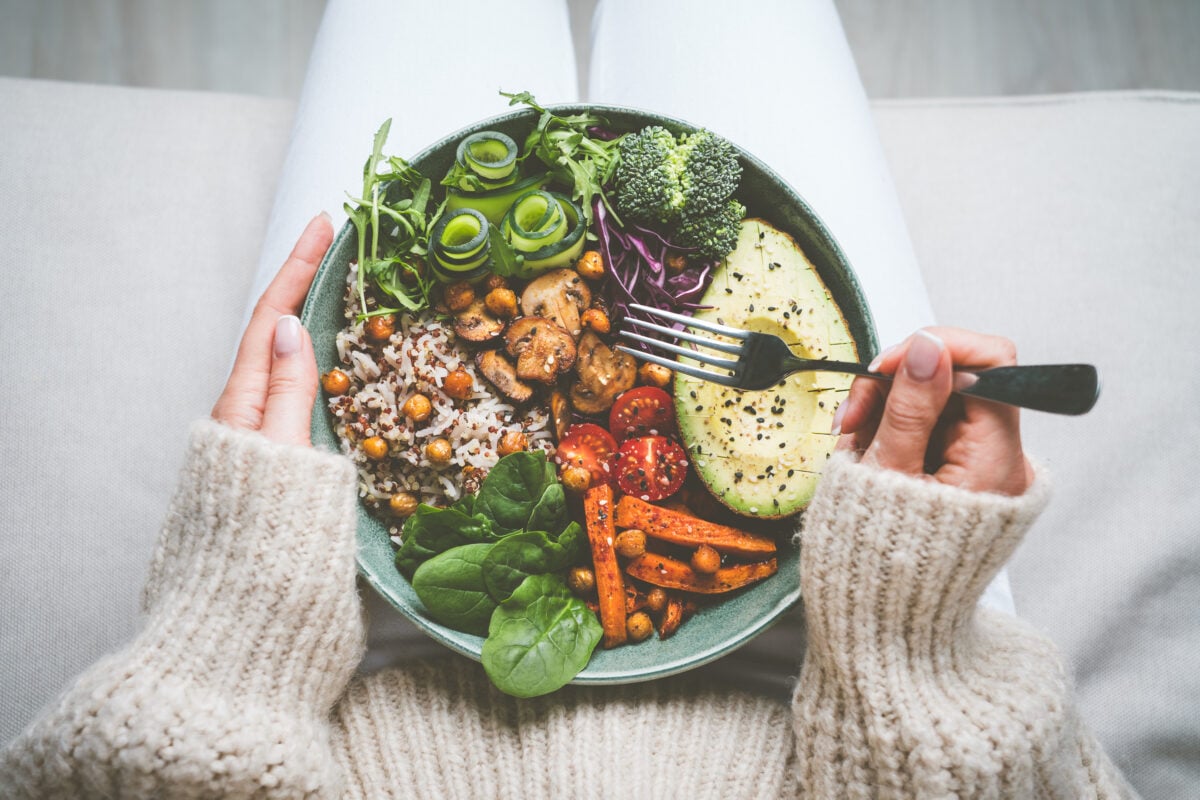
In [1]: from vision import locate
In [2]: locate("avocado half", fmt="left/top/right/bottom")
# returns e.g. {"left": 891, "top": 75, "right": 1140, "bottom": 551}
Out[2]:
{"left": 674, "top": 218, "right": 859, "bottom": 519}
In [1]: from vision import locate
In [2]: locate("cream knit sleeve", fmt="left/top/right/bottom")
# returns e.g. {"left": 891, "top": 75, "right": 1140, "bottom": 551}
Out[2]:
{"left": 0, "top": 420, "right": 365, "bottom": 800}
{"left": 792, "top": 452, "right": 1136, "bottom": 799}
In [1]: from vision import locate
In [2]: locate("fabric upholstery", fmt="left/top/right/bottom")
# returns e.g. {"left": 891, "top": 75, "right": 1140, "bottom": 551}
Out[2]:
{"left": 0, "top": 77, "right": 1194, "bottom": 796}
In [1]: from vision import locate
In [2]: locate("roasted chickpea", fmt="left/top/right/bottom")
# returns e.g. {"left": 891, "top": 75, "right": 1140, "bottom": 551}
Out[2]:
{"left": 388, "top": 491, "right": 419, "bottom": 517}
{"left": 484, "top": 287, "right": 518, "bottom": 319}
{"left": 567, "top": 566, "right": 596, "bottom": 596}
{"left": 401, "top": 393, "right": 433, "bottom": 422}
{"left": 362, "top": 436, "right": 389, "bottom": 460}
{"left": 484, "top": 274, "right": 508, "bottom": 291}
{"left": 581, "top": 308, "right": 611, "bottom": 334}
{"left": 364, "top": 313, "right": 395, "bottom": 342}
{"left": 691, "top": 544, "right": 721, "bottom": 575}
{"left": 444, "top": 281, "right": 475, "bottom": 313}
{"left": 497, "top": 431, "right": 528, "bottom": 457}
{"left": 626, "top": 611, "right": 654, "bottom": 643}
{"left": 424, "top": 438, "right": 453, "bottom": 466}
{"left": 645, "top": 586, "right": 668, "bottom": 614}
{"left": 614, "top": 529, "right": 647, "bottom": 559}
{"left": 576, "top": 250, "right": 605, "bottom": 280}
{"left": 560, "top": 465, "right": 592, "bottom": 493}
{"left": 321, "top": 368, "right": 351, "bottom": 396}
{"left": 638, "top": 362, "right": 673, "bottom": 388}
{"left": 443, "top": 368, "right": 474, "bottom": 400}
{"left": 665, "top": 253, "right": 688, "bottom": 274}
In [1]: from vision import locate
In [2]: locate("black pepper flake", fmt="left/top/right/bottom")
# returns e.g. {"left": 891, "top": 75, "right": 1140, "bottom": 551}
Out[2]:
{"left": 756, "top": 433, "right": 763, "bottom": 440}
{"left": 732, "top": 272, "right": 744, "bottom": 281}
{"left": 759, "top": 230, "right": 766, "bottom": 240}
{"left": 724, "top": 288, "right": 733, "bottom": 295}
{"left": 783, "top": 312, "right": 791, "bottom": 319}
{"left": 689, "top": 390, "right": 698, "bottom": 399}
{"left": 720, "top": 417, "right": 732, "bottom": 426}
{"left": 779, "top": 442, "right": 786, "bottom": 448}
{"left": 694, "top": 405, "right": 703, "bottom": 412}
{"left": 756, "top": 417, "right": 764, "bottom": 423}
{"left": 818, "top": 401, "right": 825, "bottom": 408}
{"left": 775, "top": 422, "right": 784, "bottom": 429}
{"left": 779, "top": 484, "right": 787, "bottom": 492}
{"left": 787, "top": 469, "right": 795, "bottom": 477}
{"left": 767, "top": 306, "right": 777, "bottom": 311}
{"left": 723, "top": 399, "right": 736, "bottom": 408}
{"left": 743, "top": 405, "right": 756, "bottom": 414}
{"left": 734, "top": 470, "right": 744, "bottom": 483}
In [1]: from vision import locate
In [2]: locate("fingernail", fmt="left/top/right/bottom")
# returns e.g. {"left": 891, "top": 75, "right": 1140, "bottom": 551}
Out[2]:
{"left": 905, "top": 330, "right": 944, "bottom": 382}
{"left": 868, "top": 343, "right": 899, "bottom": 373}
{"left": 275, "top": 315, "right": 302, "bottom": 357}
{"left": 830, "top": 396, "right": 850, "bottom": 435}
{"left": 318, "top": 210, "right": 332, "bottom": 224}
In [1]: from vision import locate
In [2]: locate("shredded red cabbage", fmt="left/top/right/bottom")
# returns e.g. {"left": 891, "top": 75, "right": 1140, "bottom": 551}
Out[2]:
{"left": 593, "top": 198, "right": 714, "bottom": 350}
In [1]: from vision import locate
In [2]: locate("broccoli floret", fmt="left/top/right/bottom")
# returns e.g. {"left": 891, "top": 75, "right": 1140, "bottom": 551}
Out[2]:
{"left": 677, "top": 131, "right": 741, "bottom": 218}
{"left": 676, "top": 198, "right": 746, "bottom": 260}
{"left": 614, "top": 126, "right": 683, "bottom": 225}
{"left": 613, "top": 127, "right": 745, "bottom": 259}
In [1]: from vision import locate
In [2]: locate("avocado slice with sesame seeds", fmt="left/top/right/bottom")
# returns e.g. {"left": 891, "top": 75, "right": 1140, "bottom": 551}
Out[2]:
{"left": 673, "top": 218, "right": 859, "bottom": 519}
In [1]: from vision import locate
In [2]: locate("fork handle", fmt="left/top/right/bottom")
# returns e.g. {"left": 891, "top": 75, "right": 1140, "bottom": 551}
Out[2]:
{"left": 807, "top": 360, "right": 1100, "bottom": 415}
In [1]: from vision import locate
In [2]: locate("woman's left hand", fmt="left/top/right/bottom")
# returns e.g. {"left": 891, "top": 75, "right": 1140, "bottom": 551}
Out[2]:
{"left": 211, "top": 212, "right": 334, "bottom": 446}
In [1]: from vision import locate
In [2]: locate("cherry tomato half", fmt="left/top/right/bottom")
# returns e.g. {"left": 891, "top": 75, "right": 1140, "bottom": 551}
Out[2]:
{"left": 609, "top": 386, "right": 675, "bottom": 442}
{"left": 614, "top": 435, "right": 688, "bottom": 501}
{"left": 554, "top": 423, "right": 618, "bottom": 487}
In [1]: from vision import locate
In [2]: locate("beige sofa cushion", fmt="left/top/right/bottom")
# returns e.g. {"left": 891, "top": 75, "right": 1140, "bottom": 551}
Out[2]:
{"left": 0, "top": 77, "right": 1195, "bottom": 796}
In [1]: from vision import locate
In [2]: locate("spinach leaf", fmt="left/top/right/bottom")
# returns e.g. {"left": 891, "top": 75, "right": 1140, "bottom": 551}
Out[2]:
{"left": 394, "top": 504, "right": 494, "bottom": 577}
{"left": 473, "top": 451, "right": 557, "bottom": 534}
{"left": 527, "top": 483, "right": 568, "bottom": 536}
{"left": 481, "top": 574, "right": 603, "bottom": 698}
{"left": 412, "top": 544, "right": 497, "bottom": 637}
{"left": 481, "top": 523, "right": 583, "bottom": 603}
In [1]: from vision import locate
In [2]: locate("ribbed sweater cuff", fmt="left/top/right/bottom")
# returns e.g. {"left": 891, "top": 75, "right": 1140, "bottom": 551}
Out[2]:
{"left": 799, "top": 452, "right": 1050, "bottom": 657}
{"left": 140, "top": 419, "right": 365, "bottom": 708}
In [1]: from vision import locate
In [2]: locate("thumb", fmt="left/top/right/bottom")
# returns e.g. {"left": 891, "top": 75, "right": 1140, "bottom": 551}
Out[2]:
{"left": 862, "top": 329, "right": 952, "bottom": 476}
{"left": 259, "top": 315, "right": 318, "bottom": 446}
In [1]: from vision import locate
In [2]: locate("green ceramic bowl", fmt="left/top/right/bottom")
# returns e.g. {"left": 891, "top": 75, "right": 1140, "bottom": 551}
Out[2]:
{"left": 301, "top": 105, "right": 878, "bottom": 685}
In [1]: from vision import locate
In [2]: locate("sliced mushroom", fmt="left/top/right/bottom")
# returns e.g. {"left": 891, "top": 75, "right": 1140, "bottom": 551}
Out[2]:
{"left": 519, "top": 268, "right": 592, "bottom": 339}
{"left": 570, "top": 331, "right": 637, "bottom": 414}
{"left": 504, "top": 316, "right": 577, "bottom": 385}
{"left": 475, "top": 349, "right": 533, "bottom": 403}
{"left": 549, "top": 389, "right": 573, "bottom": 442}
{"left": 454, "top": 298, "right": 505, "bottom": 343}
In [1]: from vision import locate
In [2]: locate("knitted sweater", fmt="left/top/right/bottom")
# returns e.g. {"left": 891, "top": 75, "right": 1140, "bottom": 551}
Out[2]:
{"left": 0, "top": 421, "right": 1135, "bottom": 799}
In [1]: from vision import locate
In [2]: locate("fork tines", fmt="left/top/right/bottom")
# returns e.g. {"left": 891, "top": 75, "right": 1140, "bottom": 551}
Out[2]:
{"left": 616, "top": 304, "right": 745, "bottom": 388}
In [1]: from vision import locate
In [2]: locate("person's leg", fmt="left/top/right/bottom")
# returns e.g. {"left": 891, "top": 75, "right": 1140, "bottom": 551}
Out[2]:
{"left": 587, "top": 0, "right": 932, "bottom": 350}
{"left": 246, "top": 0, "right": 579, "bottom": 321}
{"left": 588, "top": 0, "right": 1013, "bottom": 695}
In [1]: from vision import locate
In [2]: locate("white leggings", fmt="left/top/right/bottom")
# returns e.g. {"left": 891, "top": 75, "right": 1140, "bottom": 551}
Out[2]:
{"left": 251, "top": 0, "right": 1014, "bottom": 693}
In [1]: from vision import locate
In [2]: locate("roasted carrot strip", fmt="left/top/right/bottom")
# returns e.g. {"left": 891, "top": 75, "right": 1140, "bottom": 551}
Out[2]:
{"left": 584, "top": 484, "right": 626, "bottom": 648}
{"left": 614, "top": 496, "right": 777, "bottom": 559}
{"left": 625, "top": 553, "right": 778, "bottom": 594}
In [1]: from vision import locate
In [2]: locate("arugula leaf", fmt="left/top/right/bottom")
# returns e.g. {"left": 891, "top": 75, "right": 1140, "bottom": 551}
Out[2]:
{"left": 346, "top": 119, "right": 437, "bottom": 318}
{"left": 487, "top": 226, "right": 524, "bottom": 278}
{"left": 481, "top": 574, "right": 603, "bottom": 698}
{"left": 473, "top": 451, "right": 558, "bottom": 534}
{"left": 501, "top": 90, "right": 625, "bottom": 229}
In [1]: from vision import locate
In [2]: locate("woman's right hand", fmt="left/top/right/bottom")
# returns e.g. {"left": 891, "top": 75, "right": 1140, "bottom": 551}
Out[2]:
{"left": 831, "top": 327, "right": 1035, "bottom": 496}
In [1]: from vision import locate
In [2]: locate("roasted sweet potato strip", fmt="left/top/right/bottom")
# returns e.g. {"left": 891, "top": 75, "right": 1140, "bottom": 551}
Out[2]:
{"left": 625, "top": 553, "right": 777, "bottom": 594}
{"left": 614, "top": 496, "right": 777, "bottom": 559}
{"left": 584, "top": 484, "right": 626, "bottom": 648}
{"left": 658, "top": 595, "right": 685, "bottom": 639}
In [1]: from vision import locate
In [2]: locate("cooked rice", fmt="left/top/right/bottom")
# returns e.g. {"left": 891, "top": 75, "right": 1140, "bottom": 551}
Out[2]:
{"left": 327, "top": 263, "right": 553, "bottom": 524}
